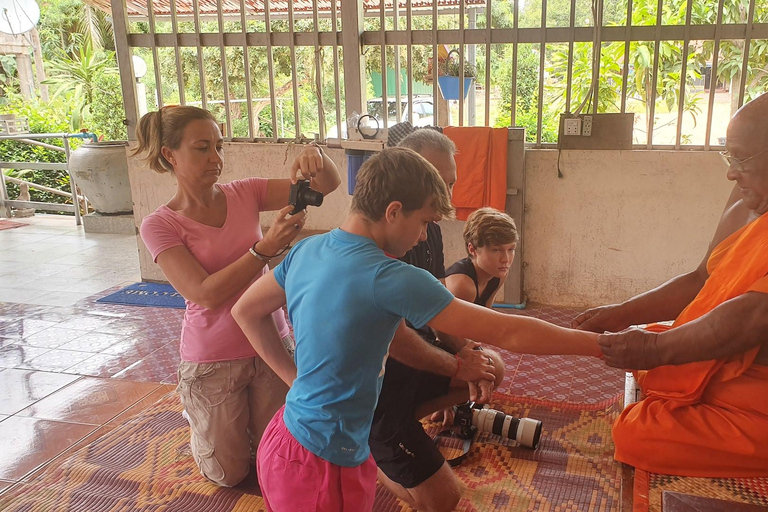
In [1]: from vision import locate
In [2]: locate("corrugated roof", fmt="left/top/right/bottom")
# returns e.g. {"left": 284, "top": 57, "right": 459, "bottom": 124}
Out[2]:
{"left": 87, "top": 0, "right": 486, "bottom": 18}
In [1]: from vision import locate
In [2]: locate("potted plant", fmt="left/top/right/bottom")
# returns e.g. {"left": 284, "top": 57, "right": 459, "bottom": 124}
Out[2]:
{"left": 437, "top": 50, "right": 476, "bottom": 101}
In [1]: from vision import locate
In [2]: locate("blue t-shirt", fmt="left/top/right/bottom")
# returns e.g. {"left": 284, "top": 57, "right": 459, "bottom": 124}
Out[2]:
{"left": 273, "top": 228, "right": 454, "bottom": 467}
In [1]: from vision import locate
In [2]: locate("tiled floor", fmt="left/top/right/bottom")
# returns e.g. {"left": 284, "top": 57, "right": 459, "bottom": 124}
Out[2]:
{"left": 0, "top": 214, "right": 626, "bottom": 499}
{"left": 0, "top": 215, "right": 181, "bottom": 493}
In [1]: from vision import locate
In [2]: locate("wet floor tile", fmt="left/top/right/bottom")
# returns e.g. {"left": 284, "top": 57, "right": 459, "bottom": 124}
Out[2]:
{"left": 0, "top": 345, "right": 51, "bottom": 369}
{"left": 0, "top": 369, "right": 81, "bottom": 415}
{"left": 63, "top": 353, "right": 140, "bottom": 378}
{"left": 16, "top": 349, "right": 93, "bottom": 373}
{"left": 107, "top": 384, "right": 176, "bottom": 427}
{"left": 0, "top": 416, "right": 97, "bottom": 481}
{"left": 57, "top": 332, "right": 125, "bottom": 353}
{"left": 20, "top": 424, "right": 116, "bottom": 483}
{"left": 20, "top": 327, "right": 83, "bottom": 349}
{"left": 16, "top": 377, "right": 162, "bottom": 425}
{"left": 55, "top": 316, "right": 117, "bottom": 332}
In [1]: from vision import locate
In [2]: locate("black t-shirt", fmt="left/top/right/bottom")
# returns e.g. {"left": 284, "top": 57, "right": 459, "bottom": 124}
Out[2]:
{"left": 445, "top": 257, "right": 501, "bottom": 307}
{"left": 399, "top": 222, "right": 445, "bottom": 279}
{"left": 399, "top": 222, "right": 445, "bottom": 342}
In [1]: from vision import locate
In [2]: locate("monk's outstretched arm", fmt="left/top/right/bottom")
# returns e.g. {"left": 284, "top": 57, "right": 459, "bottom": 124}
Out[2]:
{"left": 599, "top": 291, "right": 768, "bottom": 369}
{"left": 428, "top": 299, "right": 601, "bottom": 357}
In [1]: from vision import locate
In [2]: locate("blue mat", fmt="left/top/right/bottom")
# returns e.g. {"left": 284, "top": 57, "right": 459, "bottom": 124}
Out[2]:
{"left": 96, "top": 282, "right": 186, "bottom": 309}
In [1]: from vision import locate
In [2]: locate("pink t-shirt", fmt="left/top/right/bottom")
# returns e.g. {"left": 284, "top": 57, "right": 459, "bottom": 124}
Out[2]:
{"left": 140, "top": 177, "right": 289, "bottom": 363}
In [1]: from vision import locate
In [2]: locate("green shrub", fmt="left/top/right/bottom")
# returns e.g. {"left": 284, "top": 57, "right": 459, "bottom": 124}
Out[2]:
{"left": 87, "top": 71, "right": 127, "bottom": 141}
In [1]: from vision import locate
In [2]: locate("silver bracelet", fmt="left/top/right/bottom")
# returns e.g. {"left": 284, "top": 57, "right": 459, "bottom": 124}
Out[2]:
{"left": 249, "top": 244, "right": 271, "bottom": 263}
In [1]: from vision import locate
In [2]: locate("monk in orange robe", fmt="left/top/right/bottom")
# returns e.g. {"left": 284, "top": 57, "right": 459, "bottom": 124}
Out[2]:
{"left": 572, "top": 94, "right": 768, "bottom": 477}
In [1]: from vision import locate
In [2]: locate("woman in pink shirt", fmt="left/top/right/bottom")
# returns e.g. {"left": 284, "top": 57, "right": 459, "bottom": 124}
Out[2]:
{"left": 135, "top": 106, "right": 341, "bottom": 487}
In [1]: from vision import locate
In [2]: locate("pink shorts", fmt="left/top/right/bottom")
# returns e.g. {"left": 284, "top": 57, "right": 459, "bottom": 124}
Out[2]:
{"left": 257, "top": 406, "right": 377, "bottom": 512}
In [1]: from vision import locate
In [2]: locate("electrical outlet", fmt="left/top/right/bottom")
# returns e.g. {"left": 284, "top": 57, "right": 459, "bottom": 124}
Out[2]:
{"left": 564, "top": 118, "right": 581, "bottom": 136}
{"left": 582, "top": 115, "right": 593, "bottom": 136}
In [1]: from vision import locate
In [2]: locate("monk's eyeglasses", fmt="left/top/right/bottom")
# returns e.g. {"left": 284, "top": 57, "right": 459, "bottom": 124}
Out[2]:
{"left": 719, "top": 148, "right": 768, "bottom": 172}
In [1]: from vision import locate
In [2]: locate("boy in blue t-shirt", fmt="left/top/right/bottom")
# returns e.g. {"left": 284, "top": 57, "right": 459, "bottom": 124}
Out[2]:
{"left": 233, "top": 147, "right": 601, "bottom": 511}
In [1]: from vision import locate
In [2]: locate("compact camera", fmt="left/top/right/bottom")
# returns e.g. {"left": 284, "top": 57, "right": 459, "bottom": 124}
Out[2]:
{"left": 289, "top": 179, "right": 323, "bottom": 215}
{"left": 453, "top": 401, "right": 543, "bottom": 449}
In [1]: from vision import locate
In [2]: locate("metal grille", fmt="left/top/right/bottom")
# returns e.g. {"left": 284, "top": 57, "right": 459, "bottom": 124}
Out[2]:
{"left": 110, "top": 0, "right": 768, "bottom": 149}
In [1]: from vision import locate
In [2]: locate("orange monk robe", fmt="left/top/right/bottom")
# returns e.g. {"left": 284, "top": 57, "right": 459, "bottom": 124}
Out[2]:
{"left": 613, "top": 213, "right": 768, "bottom": 477}
{"left": 443, "top": 127, "right": 507, "bottom": 221}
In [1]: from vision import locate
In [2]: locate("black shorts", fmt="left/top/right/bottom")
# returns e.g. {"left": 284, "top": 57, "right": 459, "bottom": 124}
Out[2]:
{"left": 369, "top": 356, "right": 452, "bottom": 488}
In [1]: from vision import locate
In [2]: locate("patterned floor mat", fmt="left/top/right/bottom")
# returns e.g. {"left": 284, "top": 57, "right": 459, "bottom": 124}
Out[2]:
{"left": 633, "top": 468, "right": 768, "bottom": 512}
{"left": 0, "top": 391, "right": 624, "bottom": 511}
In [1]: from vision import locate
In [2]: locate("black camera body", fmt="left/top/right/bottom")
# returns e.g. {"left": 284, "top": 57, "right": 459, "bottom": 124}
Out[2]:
{"left": 289, "top": 179, "right": 324, "bottom": 215}
{"left": 453, "top": 401, "right": 543, "bottom": 449}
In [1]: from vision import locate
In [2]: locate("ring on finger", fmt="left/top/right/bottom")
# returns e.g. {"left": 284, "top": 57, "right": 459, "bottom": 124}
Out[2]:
{"left": 293, "top": 223, "right": 300, "bottom": 229}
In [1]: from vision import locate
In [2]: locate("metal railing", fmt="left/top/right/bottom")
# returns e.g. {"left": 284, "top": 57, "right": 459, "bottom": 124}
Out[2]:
{"left": 111, "top": 0, "right": 767, "bottom": 149}
{"left": 0, "top": 132, "right": 97, "bottom": 226}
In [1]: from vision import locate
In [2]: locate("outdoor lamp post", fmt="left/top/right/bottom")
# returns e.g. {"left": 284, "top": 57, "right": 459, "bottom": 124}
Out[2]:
{"left": 132, "top": 55, "right": 148, "bottom": 117}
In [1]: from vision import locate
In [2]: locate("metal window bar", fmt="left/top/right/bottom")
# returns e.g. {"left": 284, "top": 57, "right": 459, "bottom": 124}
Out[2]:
{"left": 170, "top": 0, "right": 185, "bottom": 105}
{"left": 646, "top": 0, "right": 664, "bottom": 149}
{"left": 535, "top": 0, "right": 546, "bottom": 146}
{"left": 675, "top": 0, "right": 694, "bottom": 150}
{"left": 620, "top": 0, "right": 632, "bottom": 114}
{"left": 432, "top": 0, "right": 439, "bottom": 127}
{"left": 511, "top": 0, "right": 519, "bottom": 127}
{"left": 288, "top": 0, "right": 301, "bottom": 138}
{"left": 380, "top": 0, "right": 388, "bottom": 131}
{"left": 117, "top": 0, "right": 768, "bottom": 150}
{"left": 313, "top": 0, "right": 326, "bottom": 140}
{"left": 406, "top": 0, "right": 414, "bottom": 129}
{"left": 264, "top": 0, "right": 279, "bottom": 141}
{"left": 705, "top": 0, "right": 726, "bottom": 150}
{"left": 484, "top": 0, "right": 491, "bottom": 125}
{"left": 737, "top": 0, "right": 757, "bottom": 109}
{"left": 239, "top": 0, "right": 254, "bottom": 138}
{"left": 591, "top": 0, "right": 603, "bottom": 117}
{"left": 331, "top": 0, "right": 342, "bottom": 142}
{"left": 458, "top": 0, "right": 466, "bottom": 127}
{"left": 191, "top": 0, "right": 207, "bottom": 110}
{"left": 216, "top": 0, "right": 233, "bottom": 138}
{"left": 565, "top": 0, "right": 576, "bottom": 113}
{"left": 394, "top": 2, "right": 402, "bottom": 125}
{"left": 147, "top": 0, "right": 164, "bottom": 109}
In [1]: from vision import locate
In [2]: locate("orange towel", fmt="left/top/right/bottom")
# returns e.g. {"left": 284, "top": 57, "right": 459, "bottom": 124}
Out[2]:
{"left": 443, "top": 127, "right": 508, "bottom": 221}
{"left": 613, "top": 213, "right": 768, "bottom": 477}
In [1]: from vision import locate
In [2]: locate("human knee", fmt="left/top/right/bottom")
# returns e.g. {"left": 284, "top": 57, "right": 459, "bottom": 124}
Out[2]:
{"left": 413, "top": 481, "right": 461, "bottom": 512}
{"left": 485, "top": 348, "right": 506, "bottom": 388}
{"left": 190, "top": 430, "right": 251, "bottom": 487}
{"left": 205, "top": 469, "right": 249, "bottom": 488}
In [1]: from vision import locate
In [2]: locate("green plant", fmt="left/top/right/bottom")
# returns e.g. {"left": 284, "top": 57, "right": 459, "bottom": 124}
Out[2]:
{"left": 43, "top": 39, "right": 118, "bottom": 130}
{"left": 87, "top": 72, "right": 127, "bottom": 140}
{"left": 439, "top": 50, "right": 477, "bottom": 78}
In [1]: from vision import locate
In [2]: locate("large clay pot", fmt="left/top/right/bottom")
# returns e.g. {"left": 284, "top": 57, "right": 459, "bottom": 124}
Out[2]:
{"left": 69, "top": 141, "right": 133, "bottom": 214}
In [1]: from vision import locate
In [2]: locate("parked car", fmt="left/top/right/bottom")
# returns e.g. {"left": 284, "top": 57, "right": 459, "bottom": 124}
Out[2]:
{"left": 326, "top": 96, "right": 434, "bottom": 139}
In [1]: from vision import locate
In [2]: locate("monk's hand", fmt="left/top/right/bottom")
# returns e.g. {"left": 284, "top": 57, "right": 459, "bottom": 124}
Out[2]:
{"left": 455, "top": 341, "right": 495, "bottom": 384}
{"left": 572, "top": 304, "right": 629, "bottom": 333}
{"left": 598, "top": 327, "right": 661, "bottom": 370}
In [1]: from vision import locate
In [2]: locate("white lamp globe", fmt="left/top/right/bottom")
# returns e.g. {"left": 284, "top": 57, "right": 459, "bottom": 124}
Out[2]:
{"left": 132, "top": 55, "right": 147, "bottom": 79}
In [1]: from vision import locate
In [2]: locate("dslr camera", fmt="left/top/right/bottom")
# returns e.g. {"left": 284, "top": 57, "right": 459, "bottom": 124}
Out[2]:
{"left": 289, "top": 179, "right": 323, "bottom": 215}
{"left": 453, "top": 401, "right": 543, "bottom": 449}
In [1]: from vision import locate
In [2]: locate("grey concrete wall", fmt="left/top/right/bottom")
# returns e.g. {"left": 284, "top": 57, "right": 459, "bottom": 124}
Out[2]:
{"left": 128, "top": 144, "right": 733, "bottom": 307}
{"left": 522, "top": 150, "right": 733, "bottom": 307}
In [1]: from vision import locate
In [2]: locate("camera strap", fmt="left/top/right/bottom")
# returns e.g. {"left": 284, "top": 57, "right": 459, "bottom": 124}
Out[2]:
{"left": 434, "top": 429, "right": 475, "bottom": 468}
